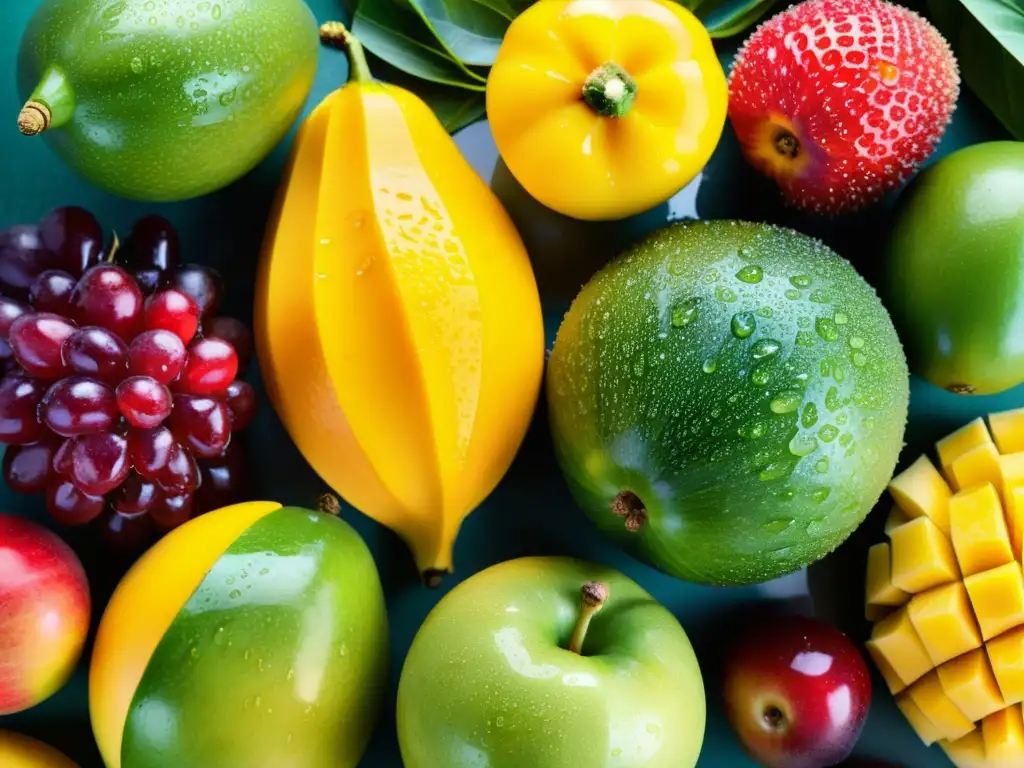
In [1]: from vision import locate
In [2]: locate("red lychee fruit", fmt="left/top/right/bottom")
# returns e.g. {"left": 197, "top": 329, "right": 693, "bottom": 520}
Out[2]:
{"left": 728, "top": 0, "right": 959, "bottom": 214}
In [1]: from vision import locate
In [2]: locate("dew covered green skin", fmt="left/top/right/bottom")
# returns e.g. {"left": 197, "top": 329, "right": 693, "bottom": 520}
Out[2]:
{"left": 17, "top": 0, "right": 319, "bottom": 201}
{"left": 121, "top": 506, "right": 389, "bottom": 768}
{"left": 547, "top": 220, "right": 909, "bottom": 586}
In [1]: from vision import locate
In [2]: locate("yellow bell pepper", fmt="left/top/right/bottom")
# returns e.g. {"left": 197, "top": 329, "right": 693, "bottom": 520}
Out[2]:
{"left": 487, "top": 0, "right": 728, "bottom": 222}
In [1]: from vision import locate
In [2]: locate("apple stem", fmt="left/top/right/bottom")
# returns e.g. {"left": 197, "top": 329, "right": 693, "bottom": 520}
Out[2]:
{"left": 773, "top": 127, "right": 801, "bottom": 159}
{"left": 569, "top": 581, "right": 609, "bottom": 655}
{"left": 612, "top": 491, "right": 647, "bottom": 532}
{"left": 317, "top": 494, "right": 342, "bottom": 516}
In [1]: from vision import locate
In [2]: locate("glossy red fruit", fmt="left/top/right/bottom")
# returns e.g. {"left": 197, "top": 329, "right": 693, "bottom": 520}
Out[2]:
{"left": 0, "top": 225, "right": 59, "bottom": 298}
{"left": 115, "top": 376, "right": 172, "bottom": 428}
{"left": 126, "top": 425, "right": 174, "bottom": 480}
{"left": 38, "top": 206, "right": 104, "bottom": 276}
{"left": 223, "top": 380, "right": 256, "bottom": 431}
{"left": 204, "top": 317, "right": 253, "bottom": 373}
{"left": 164, "top": 263, "right": 223, "bottom": 319}
{"left": 128, "top": 329, "right": 186, "bottom": 384}
{"left": 169, "top": 394, "right": 230, "bottom": 458}
{"left": 67, "top": 432, "right": 130, "bottom": 496}
{"left": 125, "top": 215, "right": 179, "bottom": 272}
{"left": 154, "top": 441, "right": 200, "bottom": 494}
{"left": 69, "top": 265, "right": 143, "bottom": 340}
{"left": 196, "top": 443, "right": 246, "bottom": 514}
{"left": 45, "top": 479, "right": 106, "bottom": 525}
{"left": 0, "top": 297, "right": 30, "bottom": 340}
{"left": 29, "top": 270, "right": 77, "bottom": 315}
{"left": 180, "top": 338, "right": 237, "bottom": 394}
{"left": 9, "top": 313, "right": 76, "bottom": 379}
{"left": 144, "top": 289, "right": 199, "bottom": 344}
{"left": 62, "top": 326, "right": 129, "bottom": 384}
{"left": 3, "top": 440, "right": 56, "bottom": 493}
{"left": 723, "top": 616, "right": 871, "bottom": 768}
{"left": 150, "top": 493, "right": 196, "bottom": 532}
{"left": 41, "top": 377, "right": 119, "bottom": 437}
{"left": 97, "top": 508, "right": 156, "bottom": 555}
{"left": 112, "top": 472, "right": 161, "bottom": 515}
{"left": 0, "top": 374, "right": 46, "bottom": 444}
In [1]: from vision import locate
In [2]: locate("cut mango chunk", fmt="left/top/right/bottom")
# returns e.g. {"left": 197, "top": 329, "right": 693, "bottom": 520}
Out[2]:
{"left": 950, "top": 483, "right": 1013, "bottom": 578}
{"left": 866, "top": 606, "right": 934, "bottom": 688}
{"left": 987, "top": 626, "right": 1024, "bottom": 706}
{"left": 937, "top": 648, "right": 1006, "bottom": 722}
{"left": 939, "top": 730, "right": 988, "bottom": 768}
{"left": 888, "top": 454, "right": 952, "bottom": 533}
{"left": 866, "top": 542, "right": 909, "bottom": 610}
{"left": 990, "top": 407, "right": 1024, "bottom": 455}
{"left": 885, "top": 504, "right": 910, "bottom": 536}
{"left": 891, "top": 516, "right": 960, "bottom": 593}
{"left": 897, "top": 692, "right": 945, "bottom": 745}
{"left": 906, "top": 669, "right": 977, "bottom": 741}
{"left": 998, "top": 452, "right": 1024, "bottom": 508}
{"left": 982, "top": 704, "right": 1024, "bottom": 763}
{"left": 908, "top": 581, "right": 982, "bottom": 666}
{"left": 1007, "top": 487, "right": 1024, "bottom": 562}
{"left": 867, "top": 642, "right": 908, "bottom": 694}
{"left": 948, "top": 441, "right": 1002, "bottom": 494}
{"left": 965, "top": 562, "right": 1024, "bottom": 642}
{"left": 939, "top": 417, "right": 994, "bottom": 480}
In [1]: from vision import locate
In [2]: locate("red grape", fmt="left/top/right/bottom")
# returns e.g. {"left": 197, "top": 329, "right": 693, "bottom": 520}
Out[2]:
{"left": 0, "top": 225, "right": 59, "bottom": 298}
{"left": 39, "top": 206, "right": 104, "bottom": 277}
{"left": 223, "top": 380, "right": 256, "bottom": 430}
{"left": 0, "top": 374, "right": 46, "bottom": 444}
{"left": 9, "top": 312, "right": 76, "bottom": 379}
{"left": 41, "top": 376, "right": 119, "bottom": 436}
{"left": 204, "top": 317, "right": 253, "bottom": 373}
{"left": 127, "top": 425, "right": 174, "bottom": 479}
{"left": 151, "top": 493, "right": 195, "bottom": 531}
{"left": 30, "top": 270, "right": 77, "bottom": 315}
{"left": 116, "top": 376, "right": 172, "bottom": 428}
{"left": 3, "top": 440, "right": 56, "bottom": 493}
{"left": 46, "top": 479, "right": 106, "bottom": 525}
{"left": 164, "top": 264, "right": 223, "bottom": 319}
{"left": 196, "top": 443, "right": 246, "bottom": 514}
{"left": 0, "top": 297, "right": 30, "bottom": 340}
{"left": 62, "top": 326, "right": 129, "bottom": 384}
{"left": 154, "top": 441, "right": 200, "bottom": 494}
{"left": 144, "top": 289, "right": 199, "bottom": 344}
{"left": 131, "top": 268, "right": 162, "bottom": 296}
{"left": 180, "top": 338, "right": 237, "bottom": 394}
{"left": 169, "top": 394, "right": 230, "bottom": 458}
{"left": 68, "top": 431, "right": 130, "bottom": 495}
{"left": 125, "top": 215, "right": 179, "bottom": 272}
{"left": 97, "top": 508, "right": 156, "bottom": 554}
{"left": 113, "top": 472, "right": 161, "bottom": 514}
{"left": 69, "top": 265, "right": 143, "bottom": 340}
{"left": 53, "top": 437, "right": 74, "bottom": 476}
{"left": 128, "top": 329, "right": 186, "bottom": 384}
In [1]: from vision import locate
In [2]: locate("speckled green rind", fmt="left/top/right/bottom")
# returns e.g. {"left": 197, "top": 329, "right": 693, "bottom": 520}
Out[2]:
{"left": 121, "top": 506, "right": 388, "bottom": 768}
{"left": 397, "top": 556, "right": 706, "bottom": 768}
{"left": 17, "top": 0, "right": 319, "bottom": 202}
{"left": 547, "top": 220, "right": 909, "bottom": 586}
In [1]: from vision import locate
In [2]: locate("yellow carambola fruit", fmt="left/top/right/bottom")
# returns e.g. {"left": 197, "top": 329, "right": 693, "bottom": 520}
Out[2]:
{"left": 255, "top": 26, "right": 544, "bottom": 584}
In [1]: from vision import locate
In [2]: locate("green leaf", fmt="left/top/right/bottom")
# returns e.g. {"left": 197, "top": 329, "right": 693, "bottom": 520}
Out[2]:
{"left": 702, "top": 0, "right": 779, "bottom": 37}
{"left": 928, "top": 0, "right": 1024, "bottom": 139}
{"left": 405, "top": 0, "right": 512, "bottom": 66}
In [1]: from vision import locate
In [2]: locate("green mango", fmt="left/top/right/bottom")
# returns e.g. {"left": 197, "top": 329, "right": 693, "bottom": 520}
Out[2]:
{"left": 121, "top": 506, "right": 389, "bottom": 768}
{"left": 16, "top": 0, "right": 319, "bottom": 201}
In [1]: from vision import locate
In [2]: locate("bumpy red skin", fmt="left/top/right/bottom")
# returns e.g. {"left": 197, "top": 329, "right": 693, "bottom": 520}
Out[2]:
{"left": 723, "top": 616, "right": 872, "bottom": 768}
{"left": 729, "top": 0, "right": 960, "bottom": 213}
{"left": 0, "top": 515, "right": 90, "bottom": 714}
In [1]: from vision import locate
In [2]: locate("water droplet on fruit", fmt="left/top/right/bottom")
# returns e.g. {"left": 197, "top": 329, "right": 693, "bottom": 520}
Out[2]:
{"left": 225, "top": 575, "right": 235, "bottom": 584}
{"left": 790, "top": 275, "right": 812, "bottom": 288}
{"left": 835, "top": 312, "right": 849, "bottom": 324}
{"left": 812, "top": 488, "right": 832, "bottom": 504}
{"left": 757, "top": 306, "right": 773, "bottom": 318}
{"left": 770, "top": 390, "right": 802, "bottom": 414}
{"left": 816, "top": 317, "right": 839, "bottom": 341}
{"left": 130, "top": 56, "right": 144, "bottom": 73}
{"left": 762, "top": 518, "right": 793, "bottom": 533}
{"left": 731, "top": 312, "right": 756, "bottom": 339}
{"left": 796, "top": 331, "right": 816, "bottom": 347}
{"left": 736, "top": 265, "right": 763, "bottom": 283}
{"left": 702, "top": 356, "right": 718, "bottom": 374}
{"left": 777, "top": 488, "right": 795, "bottom": 502}
{"left": 671, "top": 298, "right": 698, "bottom": 327}
{"left": 751, "top": 339, "right": 781, "bottom": 360}
{"left": 703, "top": 268, "right": 720, "bottom": 284}
{"left": 815, "top": 456, "right": 830, "bottom": 473}
{"left": 750, "top": 365, "right": 771, "bottom": 386}
{"left": 738, "top": 421, "right": 766, "bottom": 439}
{"left": 785, "top": 289, "right": 801, "bottom": 300}
{"left": 809, "top": 289, "right": 830, "bottom": 304}
{"left": 229, "top": 588, "right": 241, "bottom": 599}
{"left": 825, "top": 386, "right": 842, "bottom": 412}
{"left": 801, "top": 403, "right": 818, "bottom": 428}
{"left": 715, "top": 285, "right": 737, "bottom": 303}
{"left": 789, "top": 433, "right": 819, "bottom": 456}
{"left": 848, "top": 336, "right": 864, "bottom": 349}
{"left": 214, "top": 626, "right": 226, "bottom": 645}
{"left": 851, "top": 351, "right": 868, "bottom": 367}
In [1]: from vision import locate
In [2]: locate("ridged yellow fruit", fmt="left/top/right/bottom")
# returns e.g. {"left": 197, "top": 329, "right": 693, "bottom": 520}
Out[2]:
{"left": 255, "top": 24, "right": 545, "bottom": 584}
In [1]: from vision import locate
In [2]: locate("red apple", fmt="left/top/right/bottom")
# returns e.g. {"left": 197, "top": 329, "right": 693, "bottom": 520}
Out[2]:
{"left": 722, "top": 615, "right": 871, "bottom": 768}
{"left": 0, "top": 515, "right": 90, "bottom": 714}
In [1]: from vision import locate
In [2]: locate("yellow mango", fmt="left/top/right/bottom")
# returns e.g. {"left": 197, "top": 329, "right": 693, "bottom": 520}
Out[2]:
{"left": 908, "top": 581, "right": 982, "bottom": 666}
{"left": 897, "top": 692, "right": 944, "bottom": 746}
{"left": 999, "top": 452, "right": 1024, "bottom": 507}
{"left": 890, "top": 516, "right": 960, "bottom": 593}
{"left": 256, "top": 27, "right": 544, "bottom": 581}
{"left": 885, "top": 505, "right": 910, "bottom": 536}
{"left": 907, "top": 670, "right": 977, "bottom": 741}
{"left": 991, "top": 408, "right": 1024, "bottom": 455}
{"left": 948, "top": 442, "right": 1003, "bottom": 494}
{"left": 983, "top": 705, "right": 1024, "bottom": 764}
{"left": 938, "top": 417, "right": 995, "bottom": 481}
{"left": 1007, "top": 487, "right": 1024, "bottom": 562}
{"left": 987, "top": 626, "right": 1024, "bottom": 706}
{"left": 866, "top": 542, "right": 909, "bottom": 611}
{"left": 888, "top": 454, "right": 952, "bottom": 532}
{"left": 937, "top": 648, "right": 1006, "bottom": 723}
{"left": 939, "top": 730, "right": 988, "bottom": 768}
{"left": 868, "top": 644, "right": 908, "bottom": 694}
{"left": 866, "top": 606, "right": 933, "bottom": 688}
{"left": 965, "top": 562, "right": 1024, "bottom": 642}
{"left": 950, "top": 483, "right": 1013, "bottom": 578}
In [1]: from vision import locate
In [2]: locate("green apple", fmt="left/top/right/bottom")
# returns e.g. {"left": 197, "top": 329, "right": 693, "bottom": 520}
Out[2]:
{"left": 397, "top": 556, "right": 706, "bottom": 767}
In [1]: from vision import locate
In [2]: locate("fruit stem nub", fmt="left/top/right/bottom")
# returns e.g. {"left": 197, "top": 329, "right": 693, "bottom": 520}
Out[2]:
{"left": 568, "top": 581, "right": 609, "bottom": 655}
{"left": 320, "top": 21, "right": 373, "bottom": 84}
{"left": 317, "top": 493, "right": 342, "bottom": 516}
{"left": 17, "top": 102, "right": 50, "bottom": 136}
{"left": 612, "top": 491, "right": 647, "bottom": 532}
{"left": 773, "top": 127, "right": 801, "bottom": 159}
{"left": 582, "top": 62, "right": 637, "bottom": 118}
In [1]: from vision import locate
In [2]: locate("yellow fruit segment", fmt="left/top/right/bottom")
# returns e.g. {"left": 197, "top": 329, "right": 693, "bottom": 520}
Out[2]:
{"left": 987, "top": 626, "right": 1024, "bottom": 706}
{"left": 867, "top": 643, "right": 908, "bottom": 694}
{"left": 999, "top": 452, "right": 1024, "bottom": 507}
{"left": 885, "top": 505, "right": 910, "bottom": 535}
{"left": 950, "top": 483, "right": 1013, "bottom": 577}
{"left": 937, "top": 648, "right": 1006, "bottom": 723}
{"left": 948, "top": 442, "right": 1002, "bottom": 494}
{"left": 890, "top": 516, "right": 960, "bottom": 593}
{"left": 0, "top": 731, "right": 78, "bottom": 768}
{"left": 908, "top": 581, "right": 982, "bottom": 666}
{"left": 866, "top": 542, "right": 909, "bottom": 612}
{"left": 940, "top": 730, "right": 988, "bottom": 768}
{"left": 897, "top": 692, "right": 944, "bottom": 745}
{"left": 938, "top": 417, "right": 995, "bottom": 483}
{"left": 907, "top": 670, "right": 977, "bottom": 741}
{"left": 965, "top": 562, "right": 1024, "bottom": 642}
{"left": 866, "top": 606, "right": 933, "bottom": 687}
{"left": 983, "top": 704, "right": 1024, "bottom": 762}
{"left": 888, "top": 454, "right": 952, "bottom": 532}
{"left": 89, "top": 501, "right": 281, "bottom": 768}
{"left": 1007, "top": 487, "right": 1024, "bottom": 561}
{"left": 991, "top": 408, "right": 1024, "bottom": 455}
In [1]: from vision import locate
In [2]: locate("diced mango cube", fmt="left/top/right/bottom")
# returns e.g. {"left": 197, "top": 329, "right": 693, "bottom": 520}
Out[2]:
{"left": 939, "top": 730, "right": 988, "bottom": 768}
{"left": 965, "top": 562, "right": 1024, "bottom": 642}
{"left": 991, "top": 407, "right": 1024, "bottom": 455}
{"left": 999, "top": 452, "right": 1024, "bottom": 510}
{"left": 891, "top": 516, "right": 960, "bottom": 593}
{"left": 867, "top": 642, "right": 908, "bottom": 694}
{"left": 866, "top": 606, "right": 934, "bottom": 687}
{"left": 987, "top": 626, "right": 1024, "bottom": 705}
{"left": 885, "top": 505, "right": 910, "bottom": 536}
{"left": 866, "top": 542, "right": 909, "bottom": 609}
{"left": 908, "top": 581, "right": 982, "bottom": 666}
{"left": 907, "top": 670, "right": 977, "bottom": 741}
{"left": 888, "top": 454, "right": 953, "bottom": 533}
{"left": 897, "top": 692, "right": 944, "bottom": 746}
{"left": 937, "top": 648, "right": 1006, "bottom": 722}
{"left": 939, "top": 417, "right": 995, "bottom": 478}
{"left": 950, "top": 483, "right": 1013, "bottom": 577}
{"left": 983, "top": 704, "right": 1024, "bottom": 763}
{"left": 1007, "top": 487, "right": 1024, "bottom": 562}
{"left": 948, "top": 441, "right": 1002, "bottom": 493}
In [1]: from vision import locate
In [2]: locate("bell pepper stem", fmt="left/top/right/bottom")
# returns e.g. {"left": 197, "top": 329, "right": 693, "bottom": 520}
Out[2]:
{"left": 582, "top": 62, "right": 637, "bottom": 118}
{"left": 18, "top": 66, "right": 75, "bottom": 135}
{"left": 320, "top": 21, "right": 373, "bottom": 84}
{"left": 568, "top": 582, "right": 609, "bottom": 655}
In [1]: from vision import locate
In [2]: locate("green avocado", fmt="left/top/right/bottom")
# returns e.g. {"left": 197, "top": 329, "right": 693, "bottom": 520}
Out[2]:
{"left": 121, "top": 506, "right": 388, "bottom": 768}
{"left": 547, "top": 220, "right": 909, "bottom": 587}
{"left": 17, "top": 0, "right": 319, "bottom": 202}
{"left": 883, "top": 141, "right": 1024, "bottom": 395}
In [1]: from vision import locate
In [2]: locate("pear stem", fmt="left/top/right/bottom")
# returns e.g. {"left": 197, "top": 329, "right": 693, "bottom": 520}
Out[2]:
{"left": 317, "top": 493, "right": 342, "bottom": 516}
{"left": 18, "top": 102, "right": 50, "bottom": 135}
{"left": 320, "top": 21, "right": 373, "bottom": 84}
{"left": 569, "top": 581, "right": 609, "bottom": 655}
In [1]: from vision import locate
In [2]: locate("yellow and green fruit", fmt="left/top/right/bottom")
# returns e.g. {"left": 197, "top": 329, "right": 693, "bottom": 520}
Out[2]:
{"left": 864, "top": 410, "right": 1024, "bottom": 766}
{"left": 89, "top": 500, "right": 388, "bottom": 768}
{"left": 0, "top": 731, "right": 78, "bottom": 768}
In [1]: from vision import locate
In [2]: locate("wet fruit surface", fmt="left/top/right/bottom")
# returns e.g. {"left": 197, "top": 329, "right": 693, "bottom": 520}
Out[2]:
{"left": 547, "top": 220, "right": 909, "bottom": 586}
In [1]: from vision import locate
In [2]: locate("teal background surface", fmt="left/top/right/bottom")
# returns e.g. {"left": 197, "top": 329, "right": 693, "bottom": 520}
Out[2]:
{"left": 0, "top": 0, "right": 1015, "bottom": 766}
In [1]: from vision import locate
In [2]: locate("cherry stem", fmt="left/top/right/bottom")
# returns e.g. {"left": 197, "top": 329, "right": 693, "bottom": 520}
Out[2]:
{"left": 317, "top": 493, "right": 341, "bottom": 516}
{"left": 612, "top": 491, "right": 647, "bottom": 532}
{"left": 320, "top": 21, "right": 373, "bottom": 84}
{"left": 105, "top": 233, "right": 121, "bottom": 264}
{"left": 569, "top": 581, "right": 609, "bottom": 655}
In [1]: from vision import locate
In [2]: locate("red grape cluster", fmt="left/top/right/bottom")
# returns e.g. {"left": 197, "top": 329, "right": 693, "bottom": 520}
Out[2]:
{"left": 0, "top": 207, "right": 256, "bottom": 553}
